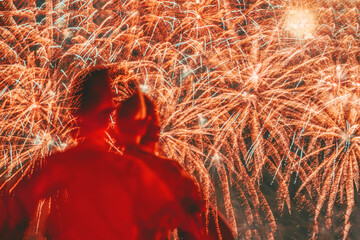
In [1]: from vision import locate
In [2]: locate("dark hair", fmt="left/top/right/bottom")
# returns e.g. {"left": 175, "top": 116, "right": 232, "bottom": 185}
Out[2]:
{"left": 70, "top": 67, "right": 112, "bottom": 117}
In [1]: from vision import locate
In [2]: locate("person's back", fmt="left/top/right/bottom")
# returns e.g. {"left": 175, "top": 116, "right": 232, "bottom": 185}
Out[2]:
{"left": 124, "top": 146, "right": 205, "bottom": 239}
{"left": 14, "top": 136, "right": 179, "bottom": 240}
{"left": 118, "top": 150, "right": 179, "bottom": 239}
{"left": 14, "top": 140, "right": 137, "bottom": 240}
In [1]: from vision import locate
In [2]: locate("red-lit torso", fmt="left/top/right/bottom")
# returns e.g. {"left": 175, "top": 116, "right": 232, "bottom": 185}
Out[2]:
{"left": 123, "top": 146, "right": 206, "bottom": 239}
{"left": 14, "top": 139, "right": 177, "bottom": 240}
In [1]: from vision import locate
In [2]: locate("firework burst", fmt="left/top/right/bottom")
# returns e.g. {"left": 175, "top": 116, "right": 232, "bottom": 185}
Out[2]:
{"left": 1, "top": 0, "right": 360, "bottom": 238}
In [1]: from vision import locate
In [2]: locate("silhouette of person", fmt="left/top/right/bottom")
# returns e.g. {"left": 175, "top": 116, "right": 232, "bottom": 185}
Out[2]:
{"left": 2, "top": 67, "right": 131, "bottom": 239}
{"left": 113, "top": 91, "right": 235, "bottom": 240}
{"left": 2, "top": 67, "right": 174, "bottom": 240}
{"left": 113, "top": 91, "right": 206, "bottom": 239}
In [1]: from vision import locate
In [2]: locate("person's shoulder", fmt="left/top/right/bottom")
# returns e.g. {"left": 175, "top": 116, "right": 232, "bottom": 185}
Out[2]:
{"left": 46, "top": 142, "right": 81, "bottom": 159}
{"left": 118, "top": 151, "right": 151, "bottom": 171}
{"left": 52, "top": 141, "right": 106, "bottom": 160}
{"left": 40, "top": 143, "right": 91, "bottom": 170}
{"left": 136, "top": 149, "right": 183, "bottom": 168}
{"left": 156, "top": 155, "right": 192, "bottom": 177}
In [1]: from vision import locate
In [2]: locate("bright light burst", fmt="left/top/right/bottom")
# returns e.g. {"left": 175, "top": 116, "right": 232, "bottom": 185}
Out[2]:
{"left": 285, "top": 8, "right": 315, "bottom": 39}
{"left": 1, "top": 0, "right": 360, "bottom": 239}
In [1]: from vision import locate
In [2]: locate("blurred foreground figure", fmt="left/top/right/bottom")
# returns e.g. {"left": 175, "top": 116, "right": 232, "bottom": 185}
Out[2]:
{"left": 1, "top": 68, "right": 207, "bottom": 240}
{"left": 114, "top": 91, "right": 235, "bottom": 240}
{"left": 1, "top": 68, "right": 143, "bottom": 239}
{"left": 2, "top": 68, "right": 134, "bottom": 239}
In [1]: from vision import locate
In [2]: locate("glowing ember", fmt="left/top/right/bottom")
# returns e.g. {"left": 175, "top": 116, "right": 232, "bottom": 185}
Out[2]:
{"left": 285, "top": 8, "right": 316, "bottom": 39}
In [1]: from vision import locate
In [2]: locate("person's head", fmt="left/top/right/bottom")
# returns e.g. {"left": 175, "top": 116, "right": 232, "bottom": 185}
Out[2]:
{"left": 115, "top": 90, "right": 162, "bottom": 152}
{"left": 140, "top": 95, "right": 161, "bottom": 154}
{"left": 71, "top": 67, "right": 114, "bottom": 137}
{"left": 114, "top": 91, "right": 149, "bottom": 146}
